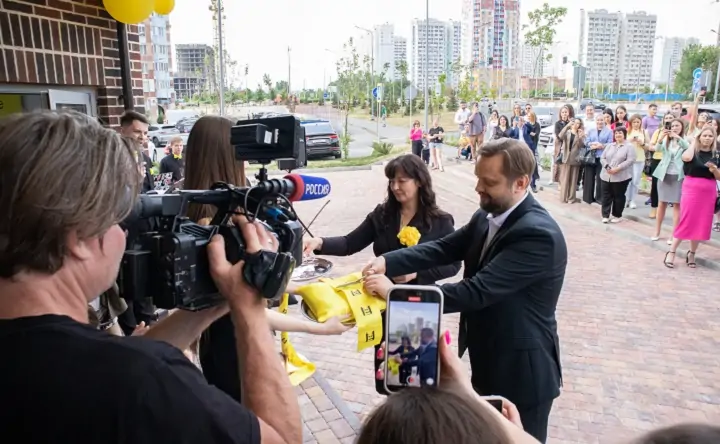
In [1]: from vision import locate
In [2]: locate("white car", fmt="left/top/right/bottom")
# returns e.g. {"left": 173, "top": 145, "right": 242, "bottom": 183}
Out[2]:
{"left": 531, "top": 107, "right": 555, "bottom": 128}
{"left": 539, "top": 125, "right": 556, "bottom": 156}
{"left": 148, "top": 124, "right": 181, "bottom": 147}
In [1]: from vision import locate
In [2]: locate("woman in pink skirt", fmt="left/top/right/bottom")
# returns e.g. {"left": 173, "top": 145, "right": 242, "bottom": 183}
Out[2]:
{"left": 665, "top": 127, "right": 720, "bottom": 268}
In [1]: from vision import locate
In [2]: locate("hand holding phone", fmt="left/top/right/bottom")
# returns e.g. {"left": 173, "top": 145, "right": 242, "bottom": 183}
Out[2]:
{"left": 382, "top": 285, "right": 443, "bottom": 393}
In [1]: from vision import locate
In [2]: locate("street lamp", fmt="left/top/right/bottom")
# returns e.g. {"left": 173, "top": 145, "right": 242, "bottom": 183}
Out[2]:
{"left": 214, "top": 0, "right": 226, "bottom": 116}
{"left": 712, "top": 29, "right": 719, "bottom": 103}
{"left": 355, "top": 25, "right": 379, "bottom": 142}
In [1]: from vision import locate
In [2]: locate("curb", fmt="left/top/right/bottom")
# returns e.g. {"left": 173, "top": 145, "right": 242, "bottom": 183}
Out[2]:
{"left": 432, "top": 178, "right": 720, "bottom": 271}
{"left": 312, "top": 372, "right": 364, "bottom": 432}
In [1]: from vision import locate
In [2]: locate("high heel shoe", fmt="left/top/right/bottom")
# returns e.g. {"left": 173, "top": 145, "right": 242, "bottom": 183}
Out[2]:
{"left": 663, "top": 251, "right": 675, "bottom": 268}
{"left": 686, "top": 251, "right": 696, "bottom": 268}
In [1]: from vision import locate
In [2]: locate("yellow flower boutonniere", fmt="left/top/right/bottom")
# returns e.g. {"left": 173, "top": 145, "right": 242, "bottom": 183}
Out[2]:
{"left": 398, "top": 226, "right": 421, "bottom": 247}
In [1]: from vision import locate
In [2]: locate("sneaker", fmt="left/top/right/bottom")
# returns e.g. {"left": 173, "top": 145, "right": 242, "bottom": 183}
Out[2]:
{"left": 546, "top": 180, "right": 555, "bottom": 186}
{"left": 629, "top": 202, "right": 637, "bottom": 209}
{"left": 602, "top": 218, "right": 610, "bottom": 223}
{"left": 610, "top": 217, "right": 622, "bottom": 223}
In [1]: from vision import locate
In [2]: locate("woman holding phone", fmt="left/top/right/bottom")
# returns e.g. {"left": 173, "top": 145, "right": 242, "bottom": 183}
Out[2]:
{"left": 665, "top": 127, "right": 720, "bottom": 268}
{"left": 650, "top": 118, "right": 687, "bottom": 244}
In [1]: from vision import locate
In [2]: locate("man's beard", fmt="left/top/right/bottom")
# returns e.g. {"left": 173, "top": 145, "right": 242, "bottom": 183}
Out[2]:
{"left": 480, "top": 194, "right": 511, "bottom": 215}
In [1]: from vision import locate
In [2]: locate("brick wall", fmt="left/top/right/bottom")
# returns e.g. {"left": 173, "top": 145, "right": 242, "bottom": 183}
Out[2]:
{"left": 0, "top": 0, "right": 145, "bottom": 127}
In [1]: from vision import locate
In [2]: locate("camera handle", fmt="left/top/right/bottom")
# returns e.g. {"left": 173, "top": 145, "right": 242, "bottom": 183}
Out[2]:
{"left": 219, "top": 225, "right": 295, "bottom": 300}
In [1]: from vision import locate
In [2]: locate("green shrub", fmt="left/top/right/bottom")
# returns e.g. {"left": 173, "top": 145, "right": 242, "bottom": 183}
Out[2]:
{"left": 372, "top": 141, "right": 394, "bottom": 156}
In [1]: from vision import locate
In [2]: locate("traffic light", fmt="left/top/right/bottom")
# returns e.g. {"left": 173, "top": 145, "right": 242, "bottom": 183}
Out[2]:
{"left": 562, "top": 56, "right": 567, "bottom": 64}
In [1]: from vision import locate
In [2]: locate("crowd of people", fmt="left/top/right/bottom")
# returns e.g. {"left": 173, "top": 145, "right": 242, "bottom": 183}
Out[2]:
{"left": 1, "top": 107, "right": 720, "bottom": 444}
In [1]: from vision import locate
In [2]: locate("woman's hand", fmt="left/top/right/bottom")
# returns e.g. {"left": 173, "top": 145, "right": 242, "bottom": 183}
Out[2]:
{"left": 131, "top": 321, "right": 150, "bottom": 336}
{"left": 363, "top": 274, "right": 394, "bottom": 300}
{"left": 529, "top": 132, "right": 536, "bottom": 137}
{"left": 318, "top": 316, "right": 352, "bottom": 335}
{"left": 578, "top": 129, "right": 585, "bottom": 138}
{"left": 392, "top": 273, "right": 417, "bottom": 284}
{"left": 608, "top": 168, "right": 619, "bottom": 175}
{"left": 302, "top": 237, "right": 323, "bottom": 255}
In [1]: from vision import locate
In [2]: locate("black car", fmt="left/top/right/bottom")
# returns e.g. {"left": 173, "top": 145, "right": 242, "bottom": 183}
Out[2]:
{"left": 579, "top": 99, "right": 606, "bottom": 111}
{"left": 176, "top": 118, "right": 198, "bottom": 134}
{"left": 303, "top": 121, "right": 341, "bottom": 159}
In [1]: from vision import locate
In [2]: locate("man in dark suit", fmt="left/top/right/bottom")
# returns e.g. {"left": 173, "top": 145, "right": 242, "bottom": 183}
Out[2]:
{"left": 403, "top": 328, "right": 438, "bottom": 387}
{"left": 363, "top": 138, "right": 567, "bottom": 443}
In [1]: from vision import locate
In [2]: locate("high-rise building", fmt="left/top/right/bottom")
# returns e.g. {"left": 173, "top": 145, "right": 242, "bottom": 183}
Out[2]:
{"left": 173, "top": 44, "right": 215, "bottom": 100}
{"left": 521, "top": 45, "right": 545, "bottom": 77}
{"left": 618, "top": 11, "right": 657, "bottom": 91}
{"left": 659, "top": 37, "right": 699, "bottom": 84}
{"left": 582, "top": 9, "right": 657, "bottom": 92}
{"left": 410, "top": 18, "right": 462, "bottom": 92}
{"left": 138, "top": 14, "right": 173, "bottom": 110}
{"left": 373, "top": 23, "right": 396, "bottom": 78}
{"left": 578, "top": 9, "right": 586, "bottom": 66}
{"left": 460, "top": 0, "right": 521, "bottom": 70}
{"left": 393, "top": 37, "right": 408, "bottom": 79}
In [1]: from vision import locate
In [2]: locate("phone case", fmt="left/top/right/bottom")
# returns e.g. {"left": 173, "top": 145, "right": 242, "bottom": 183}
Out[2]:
{"left": 377, "top": 285, "right": 444, "bottom": 396}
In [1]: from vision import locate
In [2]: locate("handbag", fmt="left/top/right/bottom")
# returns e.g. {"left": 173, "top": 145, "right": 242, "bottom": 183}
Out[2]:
{"left": 715, "top": 182, "right": 720, "bottom": 214}
{"left": 577, "top": 146, "right": 596, "bottom": 165}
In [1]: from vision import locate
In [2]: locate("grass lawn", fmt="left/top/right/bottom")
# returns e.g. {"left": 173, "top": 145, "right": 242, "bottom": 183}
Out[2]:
{"left": 349, "top": 110, "right": 458, "bottom": 131}
{"left": 246, "top": 146, "right": 409, "bottom": 171}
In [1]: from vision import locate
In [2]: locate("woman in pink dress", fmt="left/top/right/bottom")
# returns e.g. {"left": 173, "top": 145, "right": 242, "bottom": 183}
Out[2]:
{"left": 409, "top": 120, "right": 423, "bottom": 158}
{"left": 665, "top": 127, "right": 720, "bottom": 268}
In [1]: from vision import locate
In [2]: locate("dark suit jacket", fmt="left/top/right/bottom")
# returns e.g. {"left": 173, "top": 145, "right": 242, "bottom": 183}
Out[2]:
{"left": 383, "top": 194, "right": 566, "bottom": 406}
{"left": 318, "top": 204, "right": 461, "bottom": 285}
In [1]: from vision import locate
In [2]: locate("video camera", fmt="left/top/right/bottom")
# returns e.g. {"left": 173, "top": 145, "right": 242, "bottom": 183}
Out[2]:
{"left": 119, "top": 115, "right": 310, "bottom": 311}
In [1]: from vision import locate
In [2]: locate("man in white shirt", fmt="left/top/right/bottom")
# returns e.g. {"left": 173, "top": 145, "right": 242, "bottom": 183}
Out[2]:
{"left": 582, "top": 104, "right": 597, "bottom": 131}
{"left": 455, "top": 101, "right": 472, "bottom": 134}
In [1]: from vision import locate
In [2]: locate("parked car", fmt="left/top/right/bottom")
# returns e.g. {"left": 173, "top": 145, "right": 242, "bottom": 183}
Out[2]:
{"left": 302, "top": 120, "right": 341, "bottom": 159}
{"left": 579, "top": 99, "right": 606, "bottom": 111}
{"left": 532, "top": 107, "right": 555, "bottom": 128}
{"left": 538, "top": 125, "right": 556, "bottom": 156}
{"left": 148, "top": 124, "right": 181, "bottom": 147}
{"left": 176, "top": 118, "right": 198, "bottom": 133}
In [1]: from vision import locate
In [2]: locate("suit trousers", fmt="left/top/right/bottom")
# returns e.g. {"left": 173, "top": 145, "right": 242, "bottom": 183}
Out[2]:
{"left": 601, "top": 179, "right": 631, "bottom": 218}
{"left": 649, "top": 158, "right": 661, "bottom": 208}
{"left": 582, "top": 158, "right": 602, "bottom": 204}
{"left": 517, "top": 400, "right": 554, "bottom": 443}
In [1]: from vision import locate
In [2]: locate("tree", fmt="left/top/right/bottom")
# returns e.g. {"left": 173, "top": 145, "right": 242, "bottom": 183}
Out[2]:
{"left": 523, "top": 3, "right": 568, "bottom": 92}
{"left": 262, "top": 74, "right": 273, "bottom": 92}
{"left": 674, "top": 44, "right": 720, "bottom": 95}
{"left": 335, "top": 37, "right": 362, "bottom": 159}
{"left": 255, "top": 84, "right": 266, "bottom": 102}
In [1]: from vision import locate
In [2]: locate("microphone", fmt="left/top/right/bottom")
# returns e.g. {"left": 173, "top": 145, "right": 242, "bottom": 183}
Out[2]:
{"left": 284, "top": 174, "right": 331, "bottom": 202}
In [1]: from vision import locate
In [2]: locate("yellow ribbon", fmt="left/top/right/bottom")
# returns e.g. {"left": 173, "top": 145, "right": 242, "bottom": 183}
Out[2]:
{"left": 278, "top": 292, "right": 316, "bottom": 386}
{"left": 297, "top": 272, "right": 385, "bottom": 352}
{"left": 387, "top": 357, "right": 400, "bottom": 375}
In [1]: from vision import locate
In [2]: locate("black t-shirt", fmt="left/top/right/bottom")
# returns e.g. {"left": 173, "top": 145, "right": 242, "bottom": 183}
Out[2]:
{"left": 0, "top": 315, "right": 260, "bottom": 444}
{"left": 428, "top": 126, "right": 444, "bottom": 143}
{"left": 159, "top": 154, "right": 185, "bottom": 182}
{"left": 683, "top": 149, "right": 720, "bottom": 179}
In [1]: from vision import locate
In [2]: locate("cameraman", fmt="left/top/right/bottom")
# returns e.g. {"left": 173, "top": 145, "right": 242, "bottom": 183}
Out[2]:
{"left": 0, "top": 111, "right": 301, "bottom": 444}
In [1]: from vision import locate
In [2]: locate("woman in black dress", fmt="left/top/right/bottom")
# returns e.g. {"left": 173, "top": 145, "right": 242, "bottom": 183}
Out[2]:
{"left": 303, "top": 154, "right": 461, "bottom": 393}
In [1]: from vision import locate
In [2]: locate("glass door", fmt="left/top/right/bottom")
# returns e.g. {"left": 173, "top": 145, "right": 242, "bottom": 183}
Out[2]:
{"left": 48, "top": 90, "right": 94, "bottom": 116}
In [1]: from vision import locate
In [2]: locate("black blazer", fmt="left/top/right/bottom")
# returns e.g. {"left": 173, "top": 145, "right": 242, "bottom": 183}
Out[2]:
{"left": 318, "top": 204, "right": 461, "bottom": 284}
{"left": 382, "top": 194, "right": 566, "bottom": 406}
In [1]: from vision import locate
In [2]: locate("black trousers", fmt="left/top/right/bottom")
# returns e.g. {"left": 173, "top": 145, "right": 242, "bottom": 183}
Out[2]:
{"left": 411, "top": 140, "right": 423, "bottom": 157}
{"left": 601, "top": 179, "right": 631, "bottom": 218}
{"left": 582, "top": 158, "right": 602, "bottom": 204}
{"left": 649, "top": 158, "right": 661, "bottom": 208}
{"left": 517, "top": 400, "right": 554, "bottom": 443}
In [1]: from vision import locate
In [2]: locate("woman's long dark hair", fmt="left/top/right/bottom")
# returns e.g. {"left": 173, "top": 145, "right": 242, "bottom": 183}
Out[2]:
{"left": 614, "top": 105, "right": 629, "bottom": 125}
{"left": 603, "top": 107, "right": 614, "bottom": 123}
{"left": 183, "top": 116, "right": 246, "bottom": 222}
{"left": 383, "top": 154, "right": 442, "bottom": 228}
{"left": 562, "top": 104, "right": 575, "bottom": 119}
{"left": 498, "top": 115, "right": 509, "bottom": 128}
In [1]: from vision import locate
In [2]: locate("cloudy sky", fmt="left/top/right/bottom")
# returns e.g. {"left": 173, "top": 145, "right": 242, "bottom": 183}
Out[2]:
{"left": 168, "top": 0, "right": 720, "bottom": 89}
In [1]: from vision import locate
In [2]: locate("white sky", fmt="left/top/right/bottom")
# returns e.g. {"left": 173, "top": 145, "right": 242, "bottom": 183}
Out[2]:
{"left": 169, "top": 0, "right": 720, "bottom": 89}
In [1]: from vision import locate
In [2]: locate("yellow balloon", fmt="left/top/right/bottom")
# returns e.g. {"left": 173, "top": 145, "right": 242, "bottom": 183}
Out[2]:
{"left": 103, "top": 0, "right": 155, "bottom": 25}
{"left": 154, "top": 0, "right": 175, "bottom": 15}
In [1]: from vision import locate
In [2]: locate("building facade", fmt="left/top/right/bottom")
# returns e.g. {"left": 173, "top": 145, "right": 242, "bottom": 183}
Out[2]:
{"left": 410, "top": 18, "right": 461, "bottom": 92}
{"left": 582, "top": 9, "right": 657, "bottom": 92}
{"left": 372, "top": 23, "right": 396, "bottom": 78}
{"left": 0, "top": 0, "right": 144, "bottom": 127}
{"left": 393, "top": 36, "right": 407, "bottom": 79}
{"left": 460, "top": 0, "right": 520, "bottom": 70}
{"left": 659, "top": 37, "right": 699, "bottom": 84}
{"left": 138, "top": 14, "right": 173, "bottom": 112}
{"left": 173, "top": 44, "right": 214, "bottom": 100}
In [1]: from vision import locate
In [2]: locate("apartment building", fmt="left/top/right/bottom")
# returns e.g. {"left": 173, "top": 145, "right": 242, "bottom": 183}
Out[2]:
{"left": 173, "top": 44, "right": 215, "bottom": 100}
{"left": 138, "top": 14, "right": 173, "bottom": 110}
{"left": 393, "top": 37, "right": 407, "bottom": 79}
{"left": 582, "top": 9, "right": 657, "bottom": 92}
{"left": 410, "top": 18, "right": 461, "bottom": 92}
{"left": 460, "top": 0, "right": 521, "bottom": 70}
{"left": 520, "top": 45, "right": 547, "bottom": 77}
{"left": 372, "top": 23, "right": 396, "bottom": 78}
{"left": 658, "top": 37, "right": 699, "bottom": 83}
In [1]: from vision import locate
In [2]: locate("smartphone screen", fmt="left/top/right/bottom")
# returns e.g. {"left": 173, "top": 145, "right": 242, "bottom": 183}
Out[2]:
{"left": 383, "top": 285, "right": 443, "bottom": 393}
{"left": 665, "top": 121, "right": 672, "bottom": 130}
{"left": 482, "top": 396, "right": 504, "bottom": 413}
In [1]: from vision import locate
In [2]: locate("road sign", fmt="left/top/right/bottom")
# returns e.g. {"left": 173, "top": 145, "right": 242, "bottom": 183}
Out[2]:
{"left": 692, "top": 67, "right": 703, "bottom": 93}
{"left": 405, "top": 86, "right": 418, "bottom": 100}
{"left": 372, "top": 86, "right": 383, "bottom": 99}
{"left": 323, "top": 92, "right": 330, "bottom": 99}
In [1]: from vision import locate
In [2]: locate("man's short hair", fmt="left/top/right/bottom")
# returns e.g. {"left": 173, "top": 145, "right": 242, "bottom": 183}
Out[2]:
{"left": 672, "top": 102, "right": 682, "bottom": 108}
{"left": 478, "top": 138, "right": 536, "bottom": 181}
{"left": 648, "top": 103, "right": 657, "bottom": 109}
{"left": 120, "top": 110, "right": 149, "bottom": 127}
{"left": 169, "top": 136, "right": 183, "bottom": 145}
{"left": 585, "top": 103, "right": 594, "bottom": 110}
{"left": 0, "top": 111, "right": 140, "bottom": 278}
{"left": 420, "top": 328, "right": 435, "bottom": 338}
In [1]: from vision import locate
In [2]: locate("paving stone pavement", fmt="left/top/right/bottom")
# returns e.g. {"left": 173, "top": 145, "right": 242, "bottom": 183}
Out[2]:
{"left": 282, "top": 164, "right": 720, "bottom": 444}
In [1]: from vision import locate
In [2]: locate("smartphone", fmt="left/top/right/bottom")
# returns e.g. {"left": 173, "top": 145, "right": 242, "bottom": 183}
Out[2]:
{"left": 604, "top": 164, "right": 611, "bottom": 171}
{"left": 700, "top": 86, "right": 708, "bottom": 93}
{"left": 481, "top": 396, "right": 504, "bottom": 413}
{"left": 664, "top": 121, "right": 672, "bottom": 131}
{"left": 383, "top": 285, "right": 443, "bottom": 393}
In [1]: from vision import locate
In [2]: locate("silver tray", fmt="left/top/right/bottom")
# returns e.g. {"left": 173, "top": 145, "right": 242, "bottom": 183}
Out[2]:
{"left": 291, "top": 257, "right": 333, "bottom": 282}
